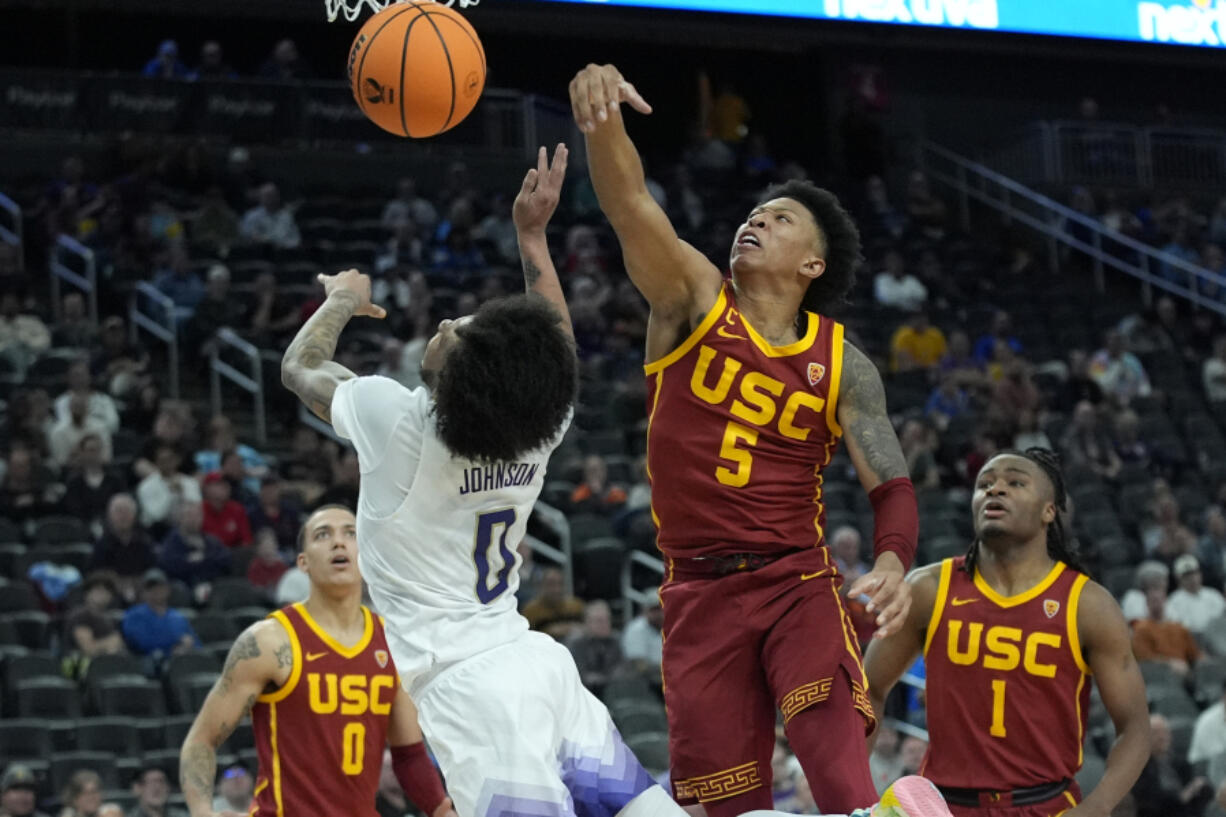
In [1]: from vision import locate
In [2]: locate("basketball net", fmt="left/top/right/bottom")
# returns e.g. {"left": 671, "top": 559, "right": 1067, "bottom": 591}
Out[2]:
{"left": 325, "top": 0, "right": 479, "bottom": 23}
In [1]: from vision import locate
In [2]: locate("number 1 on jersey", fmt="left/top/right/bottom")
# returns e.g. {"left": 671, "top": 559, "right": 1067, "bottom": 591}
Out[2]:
{"left": 990, "top": 679, "right": 1007, "bottom": 738}
{"left": 473, "top": 508, "right": 517, "bottom": 603}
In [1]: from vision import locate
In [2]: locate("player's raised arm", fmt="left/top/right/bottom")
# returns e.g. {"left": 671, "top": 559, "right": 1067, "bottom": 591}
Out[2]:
{"left": 1071, "top": 582, "right": 1152, "bottom": 816}
{"left": 862, "top": 564, "right": 940, "bottom": 745}
{"left": 513, "top": 144, "right": 573, "bottom": 340}
{"left": 839, "top": 341, "right": 920, "bottom": 639}
{"left": 180, "top": 620, "right": 290, "bottom": 817}
{"left": 280, "top": 268, "right": 386, "bottom": 422}
{"left": 570, "top": 64, "right": 720, "bottom": 315}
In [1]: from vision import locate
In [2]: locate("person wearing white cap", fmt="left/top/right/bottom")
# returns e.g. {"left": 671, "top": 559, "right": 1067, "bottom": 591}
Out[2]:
{"left": 1167, "top": 554, "right": 1226, "bottom": 635}
{"left": 0, "top": 763, "right": 50, "bottom": 817}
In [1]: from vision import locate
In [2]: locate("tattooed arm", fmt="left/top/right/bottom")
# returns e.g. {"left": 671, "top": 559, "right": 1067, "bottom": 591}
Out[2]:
{"left": 837, "top": 341, "right": 917, "bottom": 639}
{"left": 281, "top": 269, "right": 386, "bottom": 423}
{"left": 512, "top": 144, "right": 574, "bottom": 340}
{"left": 180, "top": 620, "right": 292, "bottom": 817}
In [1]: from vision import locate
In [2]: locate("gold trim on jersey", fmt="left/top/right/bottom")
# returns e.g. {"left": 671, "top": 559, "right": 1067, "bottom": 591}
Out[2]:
{"left": 645, "top": 367, "right": 665, "bottom": 556}
{"left": 259, "top": 610, "right": 303, "bottom": 704}
{"left": 673, "top": 760, "right": 762, "bottom": 802}
{"left": 924, "top": 559, "right": 955, "bottom": 656}
{"left": 1066, "top": 574, "right": 1091, "bottom": 676}
{"left": 270, "top": 702, "right": 284, "bottom": 817}
{"left": 294, "top": 603, "right": 375, "bottom": 658}
{"left": 973, "top": 562, "right": 1066, "bottom": 609}
{"left": 643, "top": 287, "right": 728, "bottom": 376}
{"left": 738, "top": 304, "right": 820, "bottom": 359}
{"left": 825, "top": 323, "right": 845, "bottom": 437}
{"left": 1073, "top": 670, "right": 1087, "bottom": 767}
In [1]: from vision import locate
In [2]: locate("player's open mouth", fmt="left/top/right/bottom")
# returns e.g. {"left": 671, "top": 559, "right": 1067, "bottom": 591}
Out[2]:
{"left": 331, "top": 555, "right": 351, "bottom": 566}
{"left": 982, "top": 501, "right": 1007, "bottom": 518}
{"left": 737, "top": 233, "right": 761, "bottom": 248}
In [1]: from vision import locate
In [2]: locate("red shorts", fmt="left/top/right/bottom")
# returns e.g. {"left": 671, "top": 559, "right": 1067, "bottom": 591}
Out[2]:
{"left": 944, "top": 781, "right": 1082, "bottom": 817}
{"left": 660, "top": 547, "right": 874, "bottom": 805}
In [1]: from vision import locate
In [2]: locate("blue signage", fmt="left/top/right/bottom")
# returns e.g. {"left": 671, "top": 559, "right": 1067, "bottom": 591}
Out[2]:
{"left": 522, "top": 0, "right": 1226, "bottom": 48}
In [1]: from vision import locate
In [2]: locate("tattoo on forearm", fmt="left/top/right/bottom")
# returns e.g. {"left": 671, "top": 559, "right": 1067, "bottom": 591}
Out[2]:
{"left": 281, "top": 292, "right": 360, "bottom": 421}
{"left": 181, "top": 743, "right": 217, "bottom": 806}
{"left": 523, "top": 258, "right": 543, "bottom": 287}
{"left": 842, "top": 343, "right": 910, "bottom": 483}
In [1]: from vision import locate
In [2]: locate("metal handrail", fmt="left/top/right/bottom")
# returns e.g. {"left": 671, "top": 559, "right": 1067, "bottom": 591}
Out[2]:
{"left": 0, "top": 193, "right": 23, "bottom": 273}
{"left": 49, "top": 235, "right": 97, "bottom": 326}
{"left": 920, "top": 140, "right": 1226, "bottom": 316}
{"left": 128, "top": 283, "right": 180, "bottom": 399}
{"left": 620, "top": 549, "right": 664, "bottom": 612}
{"left": 530, "top": 500, "right": 574, "bottom": 598}
{"left": 209, "top": 328, "right": 266, "bottom": 445}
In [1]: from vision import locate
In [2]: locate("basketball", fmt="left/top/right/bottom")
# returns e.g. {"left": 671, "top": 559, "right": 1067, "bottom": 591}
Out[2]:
{"left": 347, "top": 0, "right": 486, "bottom": 138}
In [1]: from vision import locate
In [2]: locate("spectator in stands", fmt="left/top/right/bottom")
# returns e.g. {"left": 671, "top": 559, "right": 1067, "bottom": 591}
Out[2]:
{"left": 211, "top": 765, "right": 252, "bottom": 816}
{"left": 1121, "top": 560, "right": 1168, "bottom": 623}
{"left": 862, "top": 175, "right": 906, "bottom": 240}
{"left": 55, "top": 359, "right": 119, "bottom": 434}
{"left": 91, "top": 317, "right": 149, "bottom": 399}
{"left": 127, "top": 766, "right": 188, "bottom": 817}
{"left": 1132, "top": 573, "right": 1201, "bottom": 679}
{"left": 247, "top": 527, "right": 288, "bottom": 594}
{"left": 474, "top": 193, "right": 518, "bottom": 265}
{"left": 0, "top": 444, "right": 62, "bottom": 523}
{"left": 569, "top": 455, "right": 628, "bottom": 514}
{"left": 1188, "top": 687, "right": 1226, "bottom": 774}
{"left": 382, "top": 177, "right": 438, "bottom": 236}
{"left": 1143, "top": 494, "right": 1198, "bottom": 561}
{"left": 57, "top": 769, "right": 102, "bottom": 817}
{"left": 313, "top": 451, "right": 359, "bottom": 511}
{"left": 869, "top": 725, "right": 903, "bottom": 796}
{"left": 1205, "top": 336, "right": 1226, "bottom": 404}
{"left": 622, "top": 592, "right": 664, "bottom": 681}
{"left": 249, "top": 272, "right": 301, "bottom": 347}
{"left": 246, "top": 476, "right": 300, "bottom": 552}
{"left": 190, "top": 41, "right": 236, "bottom": 80}
{"left": 566, "top": 600, "right": 622, "bottom": 698}
{"left": 1112, "top": 409, "right": 1152, "bottom": 471}
{"left": 899, "top": 419, "right": 940, "bottom": 491}
{"left": 972, "top": 310, "right": 1022, "bottom": 365}
{"left": 274, "top": 562, "right": 310, "bottom": 606}
{"left": 0, "top": 290, "right": 51, "bottom": 372}
{"left": 938, "top": 330, "right": 988, "bottom": 392}
{"left": 92, "top": 494, "right": 156, "bottom": 600}
{"left": 1055, "top": 348, "right": 1105, "bottom": 412}
{"left": 989, "top": 360, "right": 1040, "bottom": 435}
{"left": 152, "top": 247, "right": 205, "bottom": 325}
{"left": 160, "top": 500, "right": 230, "bottom": 591}
{"left": 187, "top": 265, "right": 250, "bottom": 354}
{"left": 279, "top": 426, "right": 332, "bottom": 490}
{"left": 375, "top": 337, "right": 424, "bottom": 391}
{"left": 1060, "top": 401, "right": 1121, "bottom": 482}
{"left": 52, "top": 292, "right": 96, "bottom": 349}
{"left": 0, "top": 764, "right": 49, "bottom": 817}
{"left": 904, "top": 170, "right": 948, "bottom": 239}
{"left": 121, "top": 568, "right": 199, "bottom": 660}
{"left": 924, "top": 374, "right": 970, "bottom": 432}
{"left": 1134, "top": 714, "right": 1213, "bottom": 817}
{"left": 521, "top": 566, "right": 585, "bottom": 640}
{"left": 49, "top": 393, "right": 113, "bottom": 469}
{"left": 1090, "top": 330, "right": 1152, "bottom": 406}
{"left": 1160, "top": 224, "right": 1201, "bottom": 289}
{"left": 1166, "top": 554, "right": 1225, "bottom": 636}
{"left": 142, "top": 39, "right": 188, "bottom": 79}
{"left": 97, "top": 805, "right": 121, "bottom": 817}
{"left": 1013, "top": 408, "right": 1052, "bottom": 451}
{"left": 137, "top": 444, "right": 201, "bottom": 530}
{"left": 63, "top": 433, "right": 125, "bottom": 532}
{"left": 1199, "top": 508, "right": 1226, "bottom": 591}
{"left": 218, "top": 449, "right": 257, "bottom": 509}
{"left": 1120, "top": 307, "right": 1175, "bottom": 356}
{"left": 200, "top": 471, "right": 252, "bottom": 548}
{"left": 63, "top": 573, "right": 126, "bottom": 661}
{"left": 191, "top": 187, "right": 239, "bottom": 257}
{"left": 898, "top": 736, "right": 928, "bottom": 776}
{"left": 873, "top": 250, "right": 927, "bottom": 313}
{"left": 830, "top": 525, "right": 870, "bottom": 586}
{"left": 259, "top": 39, "right": 309, "bottom": 81}
{"left": 194, "top": 415, "right": 268, "bottom": 493}
{"left": 889, "top": 312, "right": 946, "bottom": 372}
{"left": 239, "top": 183, "right": 300, "bottom": 249}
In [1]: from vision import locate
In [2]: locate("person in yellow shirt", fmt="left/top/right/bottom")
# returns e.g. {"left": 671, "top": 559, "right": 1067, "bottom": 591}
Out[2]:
{"left": 890, "top": 312, "right": 947, "bottom": 372}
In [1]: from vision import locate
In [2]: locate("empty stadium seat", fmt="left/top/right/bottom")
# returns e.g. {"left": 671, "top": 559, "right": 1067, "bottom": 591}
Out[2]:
{"left": 624, "top": 731, "right": 669, "bottom": 775}
{"left": 165, "top": 652, "right": 221, "bottom": 690}
{"left": 609, "top": 701, "right": 667, "bottom": 736}
{"left": 4, "top": 652, "right": 60, "bottom": 696}
{"left": 30, "top": 515, "right": 91, "bottom": 545}
{"left": 0, "top": 719, "right": 52, "bottom": 762}
{"left": 94, "top": 676, "right": 165, "bottom": 718}
{"left": 191, "top": 613, "right": 237, "bottom": 644}
{"left": 208, "top": 578, "right": 270, "bottom": 610}
{"left": 172, "top": 672, "right": 220, "bottom": 714}
{"left": 0, "top": 581, "right": 41, "bottom": 614}
{"left": 573, "top": 538, "right": 626, "bottom": 601}
{"left": 0, "top": 542, "right": 27, "bottom": 576}
{"left": 75, "top": 717, "right": 142, "bottom": 757}
{"left": 0, "top": 611, "right": 50, "bottom": 650}
{"left": 15, "top": 677, "right": 82, "bottom": 718}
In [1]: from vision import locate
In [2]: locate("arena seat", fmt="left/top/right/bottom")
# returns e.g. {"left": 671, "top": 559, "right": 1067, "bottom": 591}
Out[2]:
{"left": 623, "top": 731, "right": 669, "bottom": 775}
{"left": 30, "top": 515, "right": 91, "bottom": 545}
{"left": 15, "top": 677, "right": 81, "bottom": 719}
{"left": 0, "top": 581, "right": 41, "bottom": 614}
{"left": 0, "top": 719, "right": 53, "bottom": 762}
{"left": 94, "top": 676, "right": 165, "bottom": 718}
{"left": 75, "top": 717, "right": 142, "bottom": 757}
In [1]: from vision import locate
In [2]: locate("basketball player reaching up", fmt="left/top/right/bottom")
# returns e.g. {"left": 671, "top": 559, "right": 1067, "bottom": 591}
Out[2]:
{"left": 863, "top": 449, "right": 1151, "bottom": 817}
{"left": 178, "top": 505, "right": 453, "bottom": 817}
{"left": 570, "top": 65, "right": 919, "bottom": 816}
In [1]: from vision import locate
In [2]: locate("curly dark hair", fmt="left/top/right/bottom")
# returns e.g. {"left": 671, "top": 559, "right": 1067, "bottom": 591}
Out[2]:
{"left": 433, "top": 294, "right": 577, "bottom": 463}
{"left": 758, "top": 180, "right": 863, "bottom": 315}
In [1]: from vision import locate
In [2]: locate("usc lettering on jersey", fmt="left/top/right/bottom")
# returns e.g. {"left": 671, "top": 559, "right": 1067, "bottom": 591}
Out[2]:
{"left": 250, "top": 604, "right": 396, "bottom": 817}
{"left": 921, "top": 557, "right": 1091, "bottom": 792}
{"left": 646, "top": 282, "right": 845, "bottom": 560}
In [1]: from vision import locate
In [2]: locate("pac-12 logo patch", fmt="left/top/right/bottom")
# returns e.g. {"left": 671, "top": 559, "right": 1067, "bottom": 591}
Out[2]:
{"left": 375, "top": 650, "right": 389, "bottom": 668}
{"left": 808, "top": 362, "right": 826, "bottom": 386}
{"left": 1043, "top": 599, "right": 1060, "bottom": 619}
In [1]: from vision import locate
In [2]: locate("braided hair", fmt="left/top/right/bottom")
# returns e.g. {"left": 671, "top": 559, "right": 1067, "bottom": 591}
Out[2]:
{"left": 964, "top": 447, "right": 1086, "bottom": 576}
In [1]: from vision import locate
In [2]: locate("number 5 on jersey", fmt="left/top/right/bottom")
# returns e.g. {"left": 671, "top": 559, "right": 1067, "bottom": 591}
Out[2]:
{"left": 473, "top": 508, "right": 517, "bottom": 603}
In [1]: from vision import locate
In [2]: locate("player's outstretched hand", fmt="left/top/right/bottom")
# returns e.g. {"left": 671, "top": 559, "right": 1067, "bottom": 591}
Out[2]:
{"left": 513, "top": 144, "right": 568, "bottom": 235}
{"left": 318, "top": 269, "right": 386, "bottom": 319}
{"left": 848, "top": 553, "right": 912, "bottom": 640}
{"left": 431, "top": 796, "right": 458, "bottom": 817}
{"left": 569, "top": 64, "right": 653, "bottom": 133}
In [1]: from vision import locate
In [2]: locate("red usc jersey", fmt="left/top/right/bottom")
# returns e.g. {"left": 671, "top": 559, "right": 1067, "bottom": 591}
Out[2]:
{"left": 646, "top": 282, "right": 845, "bottom": 560}
{"left": 250, "top": 603, "right": 397, "bottom": 817}
{"left": 922, "top": 557, "right": 1091, "bottom": 792}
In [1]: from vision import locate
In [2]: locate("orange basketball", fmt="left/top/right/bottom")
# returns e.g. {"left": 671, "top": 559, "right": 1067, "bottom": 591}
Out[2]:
{"left": 347, "top": 0, "right": 486, "bottom": 138}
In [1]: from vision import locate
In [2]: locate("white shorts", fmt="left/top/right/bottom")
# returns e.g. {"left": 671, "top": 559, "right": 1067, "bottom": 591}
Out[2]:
{"left": 415, "top": 630, "right": 659, "bottom": 817}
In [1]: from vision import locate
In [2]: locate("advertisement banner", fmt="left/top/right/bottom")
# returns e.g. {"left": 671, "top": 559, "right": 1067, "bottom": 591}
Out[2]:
{"left": 86, "top": 76, "right": 192, "bottom": 133}
{"left": 0, "top": 71, "right": 83, "bottom": 130}
{"left": 191, "top": 80, "right": 299, "bottom": 142}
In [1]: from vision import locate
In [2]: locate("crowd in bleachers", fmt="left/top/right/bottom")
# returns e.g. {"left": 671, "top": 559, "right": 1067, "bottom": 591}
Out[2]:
{"left": 1, "top": 95, "right": 1226, "bottom": 816}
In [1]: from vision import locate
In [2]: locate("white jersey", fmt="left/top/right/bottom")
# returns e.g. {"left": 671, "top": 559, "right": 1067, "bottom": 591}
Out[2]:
{"left": 331, "top": 375, "right": 566, "bottom": 695}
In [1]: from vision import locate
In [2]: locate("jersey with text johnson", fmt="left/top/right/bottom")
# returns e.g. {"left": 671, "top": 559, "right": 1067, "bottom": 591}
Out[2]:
{"left": 251, "top": 603, "right": 396, "bottom": 817}
{"left": 646, "top": 281, "right": 845, "bottom": 559}
{"left": 922, "top": 557, "right": 1091, "bottom": 791}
